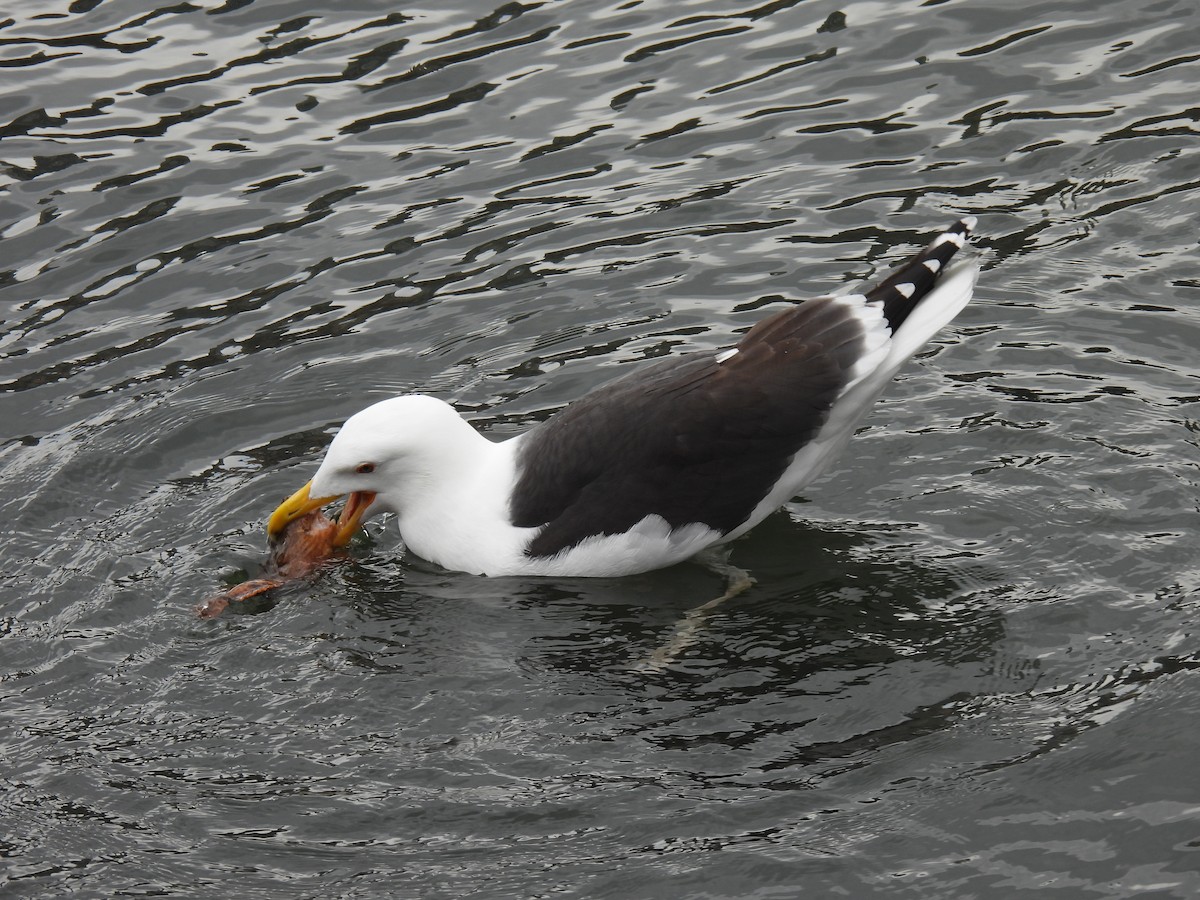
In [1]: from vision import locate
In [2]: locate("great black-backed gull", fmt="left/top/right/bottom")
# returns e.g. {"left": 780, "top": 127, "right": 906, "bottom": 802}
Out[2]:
{"left": 268, "top": 218, "right": 979, "bottom": 578}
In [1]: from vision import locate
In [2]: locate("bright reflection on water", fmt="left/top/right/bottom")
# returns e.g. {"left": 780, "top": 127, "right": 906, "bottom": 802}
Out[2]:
{"left": 2, "top": 0, "right": 1199, "bottom": 896}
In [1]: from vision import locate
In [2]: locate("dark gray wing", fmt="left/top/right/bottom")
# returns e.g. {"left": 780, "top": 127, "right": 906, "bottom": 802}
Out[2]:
{"left": 510, "top": 296, "right": 868, "bottom": 558}
{"left": 867, "top": 217, "right": 975, "bottom": 329}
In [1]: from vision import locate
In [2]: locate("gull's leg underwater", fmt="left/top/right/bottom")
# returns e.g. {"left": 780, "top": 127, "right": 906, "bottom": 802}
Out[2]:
{"left": 635, "top": 546, "right": 756, "bottom": 673}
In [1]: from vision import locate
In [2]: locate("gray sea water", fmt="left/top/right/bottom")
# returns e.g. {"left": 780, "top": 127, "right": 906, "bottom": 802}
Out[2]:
{"left": 2, "top": 0, "right": 1198, "bottom": 896}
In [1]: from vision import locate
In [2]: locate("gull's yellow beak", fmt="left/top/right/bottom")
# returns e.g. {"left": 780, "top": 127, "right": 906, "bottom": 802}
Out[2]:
{"left": 334, "top": 489, "right": 376, "bottom": 547}
{"left": 267, "top": 480, "right": 376, "bottom": 547}
{"left": 267, "top": 480, "right": 337, "bottom": 538}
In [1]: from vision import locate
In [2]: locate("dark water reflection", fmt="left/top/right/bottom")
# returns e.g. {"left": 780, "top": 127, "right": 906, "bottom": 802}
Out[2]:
{"left": 3, "top": 0, "right": 1200, "bottom": 896}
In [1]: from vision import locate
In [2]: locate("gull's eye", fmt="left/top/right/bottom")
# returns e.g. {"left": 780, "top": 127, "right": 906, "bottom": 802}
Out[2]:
{"left": 355, "top": 462, "right": 376, "bottom": 475}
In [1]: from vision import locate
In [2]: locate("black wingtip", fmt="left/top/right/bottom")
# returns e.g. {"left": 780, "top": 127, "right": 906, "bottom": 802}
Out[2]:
{"left": 865, "top": 217, "right": 978, "bottom": 331}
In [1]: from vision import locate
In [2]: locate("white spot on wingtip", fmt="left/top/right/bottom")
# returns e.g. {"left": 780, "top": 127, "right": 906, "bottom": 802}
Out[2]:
{"left": 961, "top": 215, "right": 978, "bottom": 231}
{"left": 933, "top": 231, "right": 965, "bottom": 248}
{"left": 715, "top": 348, "right": 738, "bottom": 363}
{"left": 894, "top": 282, "right": 915, "bottom": 298}
{"left": 923, "top": 258, "right": 942, "bottom": 273}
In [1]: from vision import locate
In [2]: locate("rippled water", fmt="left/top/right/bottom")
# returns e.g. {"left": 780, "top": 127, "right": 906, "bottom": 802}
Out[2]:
{"left": 3, "top": 0, "right": 1199, "bottom": 896}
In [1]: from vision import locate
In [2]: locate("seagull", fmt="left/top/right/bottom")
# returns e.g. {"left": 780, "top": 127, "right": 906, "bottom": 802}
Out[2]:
{"left": 268, "top": 218, "right": 979, "bottom": 578}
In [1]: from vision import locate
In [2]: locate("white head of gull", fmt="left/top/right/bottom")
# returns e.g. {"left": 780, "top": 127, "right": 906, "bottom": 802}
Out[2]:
{"left": 268, "top": 218, "right": 981, "bottom": 578}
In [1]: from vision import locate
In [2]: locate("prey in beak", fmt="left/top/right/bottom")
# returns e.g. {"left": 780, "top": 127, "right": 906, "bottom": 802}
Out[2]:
{"left": 268, "top": 481, "right": 376, "bottom": 547}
